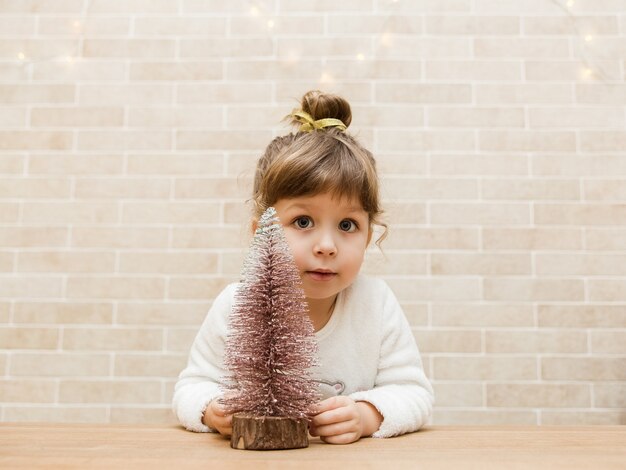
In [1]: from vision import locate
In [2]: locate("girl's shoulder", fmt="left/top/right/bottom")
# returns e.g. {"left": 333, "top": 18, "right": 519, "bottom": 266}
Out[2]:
{"left": 211, "top": 282, "right": 240, "bottom": 309}
{"left": 347, "top": 274, "right": 409, "bottom": 319}
{"left": 345, "top": 274, "right": 393, "bottom": 302}
{"left": 340, "top": 275, "right": 398, "bottom": 320}
{"left": 221, "top": 281, "right": 240, "bottom": 299}
{"left": 202, "top": 282, "right": 240, "bottom": 325}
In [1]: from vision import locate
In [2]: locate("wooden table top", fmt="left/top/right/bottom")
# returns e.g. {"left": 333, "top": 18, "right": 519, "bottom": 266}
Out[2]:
{"left": 0, "top": 423, "right": 625, "bottom": 469}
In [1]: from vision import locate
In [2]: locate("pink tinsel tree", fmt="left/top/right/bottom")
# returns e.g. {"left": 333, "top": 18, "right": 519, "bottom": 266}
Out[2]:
{"left": 221, "top": 207, "right": 319, "bottom": 419}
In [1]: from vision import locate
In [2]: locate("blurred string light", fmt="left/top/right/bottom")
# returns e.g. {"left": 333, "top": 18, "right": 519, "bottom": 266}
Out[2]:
{"left": 246, "top": 0, "right": 615, "bottom": 85}
{"left": 243, "top": 0, "right": 409, "bottom": 85}
{"left": 15, "top": 0, "right": 403, "bottom": 85}
{"left": 247, "top": 0, "right": 273, "bottom": 26}
{"left": 550, "top": 0, "right": 615, "bottom": 81}
{"left": 16, "top": 0, "right": 88, "bottom": 68}
{"left": 24, "top": 0, "right": 612, "bottom": 85}
{"left": 319, "top": 72, "right": 334, "bottom": 84}
{"left": 379, "top": 32, "right": 395, "bottom": 48}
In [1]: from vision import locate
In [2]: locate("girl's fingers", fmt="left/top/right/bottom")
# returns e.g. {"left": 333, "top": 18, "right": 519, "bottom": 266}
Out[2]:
{"left": 214, "top": 414, "right": 232, "bottom": 428}
{"left": 321, "top": 432, "right": 360, "bottom": 445}
{"left": 311, "top": 405, "right": 356, "bottom": 426}
{"left": 310, "top": 420, "right": 357, "bottom": 438}
{"left": 211, "top": 403, "right": 227, "bottom": 416}
{"left": 312, "top": 410, "right": 340, "bottom": 427}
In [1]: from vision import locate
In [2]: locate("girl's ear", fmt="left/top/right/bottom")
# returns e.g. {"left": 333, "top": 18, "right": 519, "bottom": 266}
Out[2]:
{"left": 366, "top": 225, "right": 373, "bottom": 247}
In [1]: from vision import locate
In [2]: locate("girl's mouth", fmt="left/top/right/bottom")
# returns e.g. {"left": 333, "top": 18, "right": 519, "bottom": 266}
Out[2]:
{"left": 306, "top": 270, "right": 337, "bottom": 281}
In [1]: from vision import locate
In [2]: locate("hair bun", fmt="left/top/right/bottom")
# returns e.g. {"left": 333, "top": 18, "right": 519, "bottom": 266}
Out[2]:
{"left": 299, "top": 90, "right": 352, "bottom": 129}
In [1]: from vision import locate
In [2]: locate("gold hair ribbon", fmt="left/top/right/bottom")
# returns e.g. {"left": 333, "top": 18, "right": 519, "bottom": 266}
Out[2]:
{"left": 291, "top": 109, "right": 347, "bottom": 132}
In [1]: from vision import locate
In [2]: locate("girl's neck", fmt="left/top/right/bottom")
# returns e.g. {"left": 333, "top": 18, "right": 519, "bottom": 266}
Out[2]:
{"left": 306, "top": 295, "right": 338, "bottom": 332}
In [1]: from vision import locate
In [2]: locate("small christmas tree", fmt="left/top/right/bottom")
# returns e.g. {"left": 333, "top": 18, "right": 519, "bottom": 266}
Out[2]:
{"left": 221, "top": 207, "right": 319, "bottom": 450}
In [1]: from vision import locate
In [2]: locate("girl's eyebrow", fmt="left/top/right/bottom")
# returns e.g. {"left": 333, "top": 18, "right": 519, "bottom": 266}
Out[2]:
{"left": 281, "top": 202, "right": 309, "bottom": 212}
{"left": 284, "top": 202, "right": 365, "bottom": 214}
{"left": 282, "top": 201, "right": 365, "bottom": 213}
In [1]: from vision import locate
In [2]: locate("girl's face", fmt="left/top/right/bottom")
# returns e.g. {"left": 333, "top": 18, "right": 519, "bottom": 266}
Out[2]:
{"left": 272, "top": 192, "right": 371, "bottom": 304}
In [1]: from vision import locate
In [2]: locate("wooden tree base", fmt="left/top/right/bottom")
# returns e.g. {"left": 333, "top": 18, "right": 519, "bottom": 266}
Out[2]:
{"left": 230, "top": 413, "right": 309, "bottom": 450}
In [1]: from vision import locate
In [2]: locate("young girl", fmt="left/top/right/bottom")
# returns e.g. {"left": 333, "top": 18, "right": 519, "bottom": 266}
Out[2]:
{"left": 173, "top": 90, "right": 434, "bottom": 444}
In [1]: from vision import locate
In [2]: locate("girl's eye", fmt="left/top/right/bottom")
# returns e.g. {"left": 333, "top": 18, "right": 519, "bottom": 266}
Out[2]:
{"left": 294, "top": 216, "right": 313, "bottom": 229}
{"left": 339, "top": 219, "right": 357, "bottom": 232}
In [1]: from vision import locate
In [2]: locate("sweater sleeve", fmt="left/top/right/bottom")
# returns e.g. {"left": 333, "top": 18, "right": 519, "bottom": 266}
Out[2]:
{"left": 172, "top": 284, "right": 235, "bottom": 432}
{"left": 349, "top": 281, "right": 434, "bottom": 438}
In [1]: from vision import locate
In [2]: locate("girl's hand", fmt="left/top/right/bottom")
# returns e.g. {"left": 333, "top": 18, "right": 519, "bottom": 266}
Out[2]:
{"left": 202, "top": 400, "right": 232, "bottom": 437}
{"left": 309, "top": 396, "right": 383, "bottom": 444}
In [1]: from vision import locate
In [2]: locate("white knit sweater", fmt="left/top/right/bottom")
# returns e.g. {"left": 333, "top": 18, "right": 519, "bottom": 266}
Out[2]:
{"left": 172, "top": 275, "right": 434, "bottom": 438}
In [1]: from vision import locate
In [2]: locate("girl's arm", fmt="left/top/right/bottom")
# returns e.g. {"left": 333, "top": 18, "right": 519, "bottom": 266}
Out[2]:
{"left": 349, "top": 281, "right": 434, "bottom": 438}
{"left": 172, "top": 284, "right": 235, "bottom": 432}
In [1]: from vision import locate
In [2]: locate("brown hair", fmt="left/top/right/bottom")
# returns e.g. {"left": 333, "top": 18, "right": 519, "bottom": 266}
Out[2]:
{"left": 252, "top": 90, "right": 387, "bottom": 245}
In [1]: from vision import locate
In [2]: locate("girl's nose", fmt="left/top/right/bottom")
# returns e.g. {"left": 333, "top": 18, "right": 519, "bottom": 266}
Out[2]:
{"left": 314, "top": 231, "right": 337, "bottom": 256}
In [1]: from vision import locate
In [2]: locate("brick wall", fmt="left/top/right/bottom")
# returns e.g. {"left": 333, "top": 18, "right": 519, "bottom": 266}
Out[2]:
{"left": 1, "top": 0, "right": 625, "bottom": 425}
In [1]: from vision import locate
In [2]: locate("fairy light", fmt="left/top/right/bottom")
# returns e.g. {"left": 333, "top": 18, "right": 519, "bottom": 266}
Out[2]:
{"left": 285, "top": 50, "right": 300, "bottom": 64}
{"left": 380, "top": 32, "right": 394, "bottom": 47}
{"left": 549, "top": 0, "right": 612, "bottom": 82}
{"left": 319, "top": 72, "right": 334, "bottom": 84}
{"left": 246, "top": 0, "right": 612, "bottom": 84}
{"left": 16, "top": 1, "right": 88, "bottom": 69}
